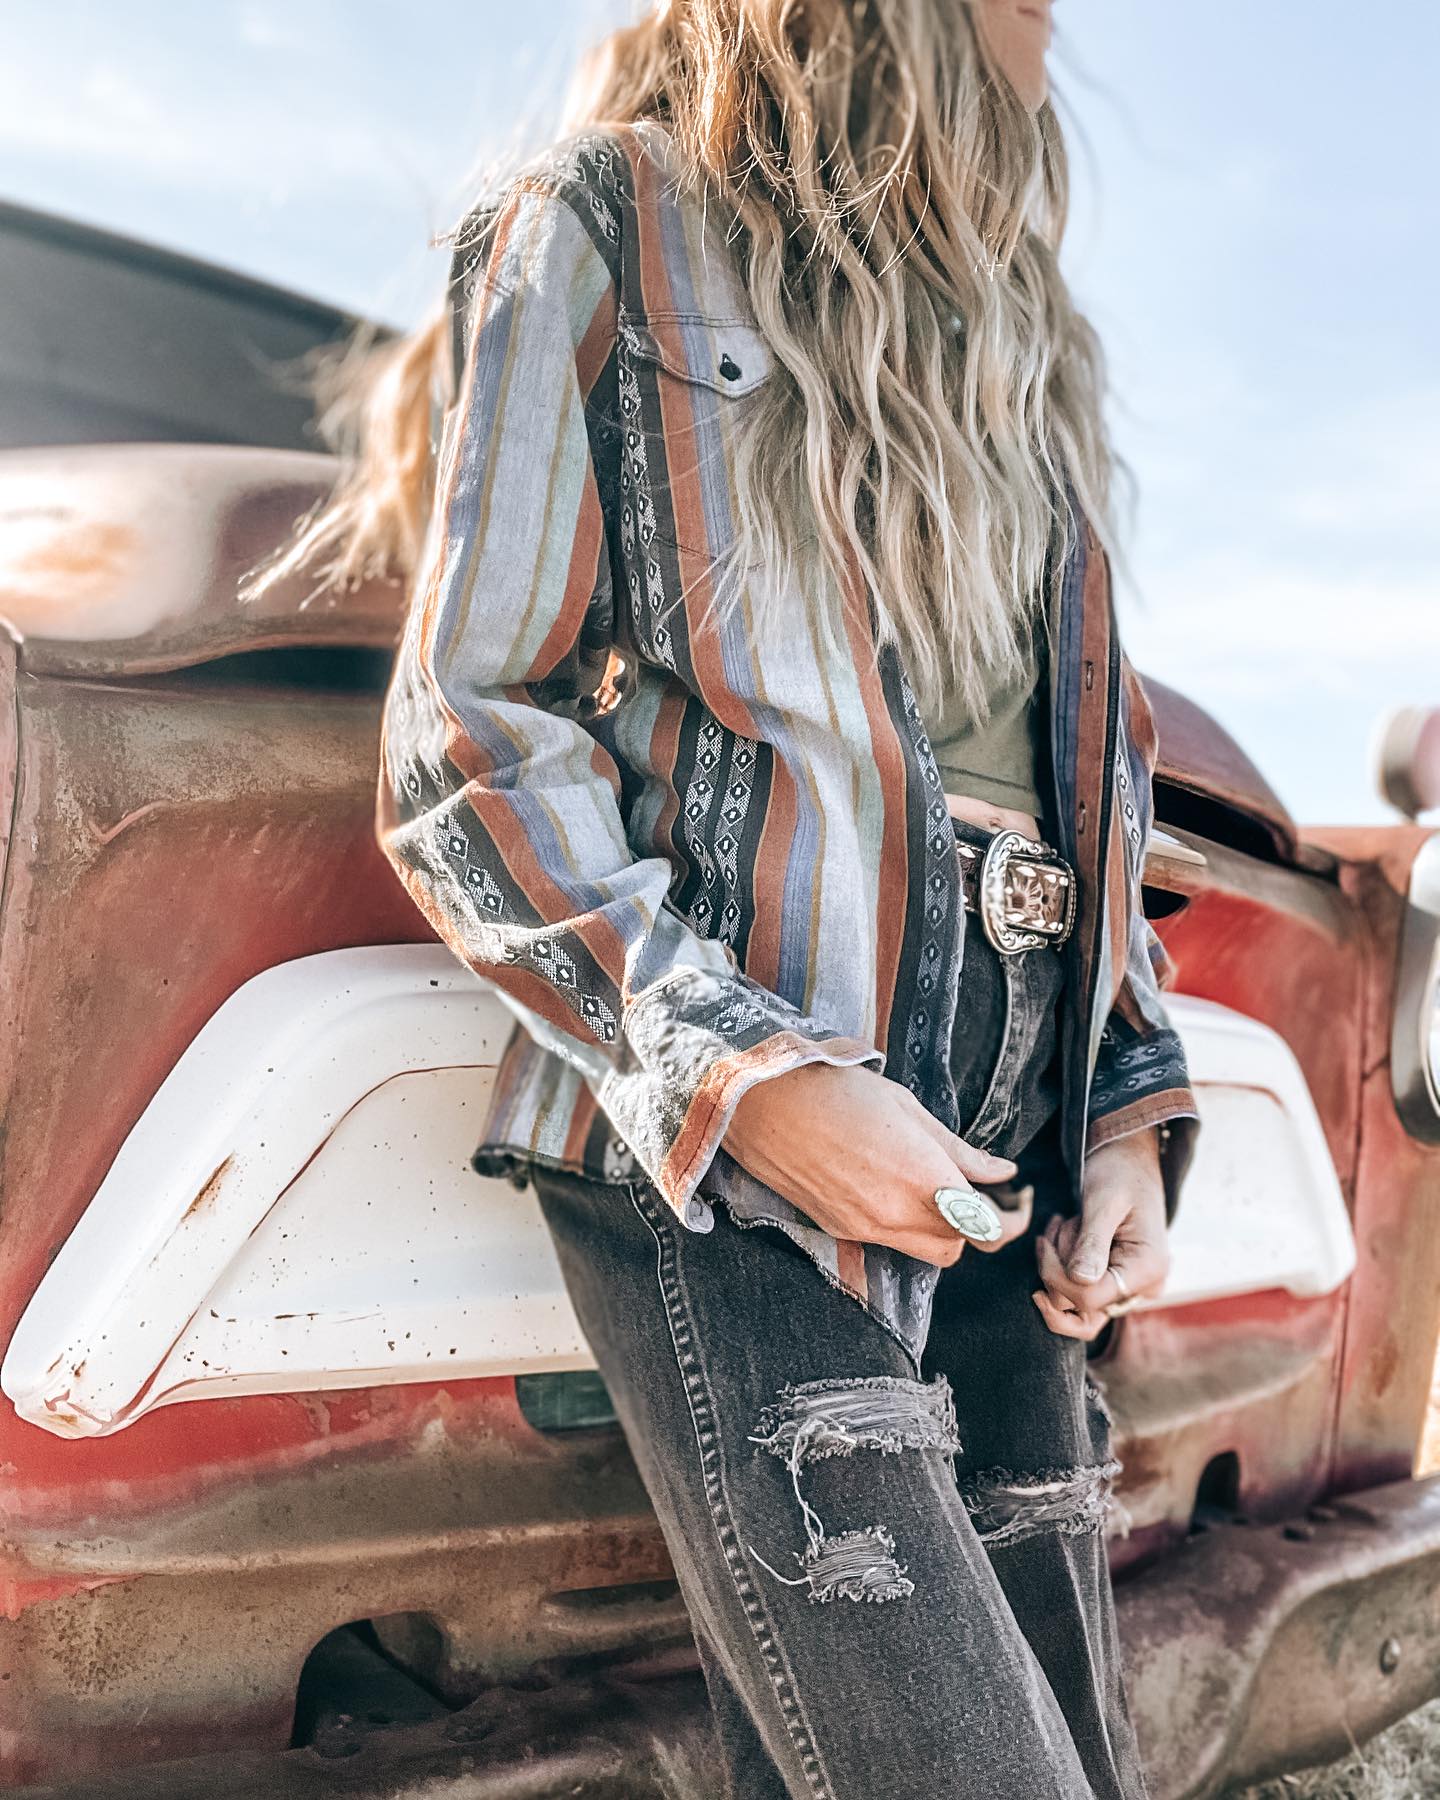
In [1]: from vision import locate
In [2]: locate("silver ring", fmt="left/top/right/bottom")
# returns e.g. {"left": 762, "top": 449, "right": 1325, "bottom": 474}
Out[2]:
{"left": 1103, "top": 1269, "right": 1143, "bottom": 1319}
{"left": 933, "top": 1186, "right": 1003, "bottom": 1243}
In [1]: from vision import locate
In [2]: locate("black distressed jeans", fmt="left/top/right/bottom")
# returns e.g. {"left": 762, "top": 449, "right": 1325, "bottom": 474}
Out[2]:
{"left": 532, "top": 819, "right": 1147, "bottom": 1799}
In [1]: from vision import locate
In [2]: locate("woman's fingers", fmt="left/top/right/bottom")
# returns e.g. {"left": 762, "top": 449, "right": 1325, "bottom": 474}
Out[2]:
{"left": 1047, "top": 1212, "right": 1168, "bottom": 1305}
{"left": 904, "top": 1100, "right": 1019, "bottom": 1188}
{"left": 1031, "top": 1219, "right": 1166, "bottom": 1339}
{"left": 847, "top": 1161, "right": 1035, "bottom": 1268}
{"left": 1031, "top": 1284, "right": 1107, "bottom": 1341}
{"left": 899, "top": 1101, "right": 1031, "bottom": 1256}
{"left": 888, "top": 1228, "right": 968, "bottom": 1269}
{"left": 948, "top": 1139, "right": 1019, "bottom": 1186}
{"left": 856, "top": 1178, "right": 1034, "bottom": 1268}
{"left": 1035, "top": 1226, "right": 1117, "bottom": 1311}
{"left": 1032, "top": 1223, "right": 1109, "bottom": 1338}
{"left": 726, "top": 1063, "right": 1039, "bottom": 1272}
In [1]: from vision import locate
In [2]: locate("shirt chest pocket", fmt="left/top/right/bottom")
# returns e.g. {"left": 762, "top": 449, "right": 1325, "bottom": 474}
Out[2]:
{"left": 618, "top": 309, "right": 777, "bottom": 562}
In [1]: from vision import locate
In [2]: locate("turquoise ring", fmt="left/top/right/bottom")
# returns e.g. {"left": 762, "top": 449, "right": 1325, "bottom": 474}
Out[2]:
{"left": 933, "top": 1186, "right": 1004, "bottom": 1243}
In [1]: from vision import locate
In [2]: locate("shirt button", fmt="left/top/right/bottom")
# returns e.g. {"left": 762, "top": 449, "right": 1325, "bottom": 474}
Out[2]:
{"left": 684, "top": 1195, "right": 715, "bottom": 1233}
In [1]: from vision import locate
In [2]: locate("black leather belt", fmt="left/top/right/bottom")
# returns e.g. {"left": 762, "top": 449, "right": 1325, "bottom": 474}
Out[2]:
{"left": 952, "top": 823, "right": 1077, "bottom": 955}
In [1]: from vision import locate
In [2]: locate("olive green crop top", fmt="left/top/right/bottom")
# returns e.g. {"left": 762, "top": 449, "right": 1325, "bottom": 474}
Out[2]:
{"left": 922, "top": 617, "right": 1045, "bottom": 816}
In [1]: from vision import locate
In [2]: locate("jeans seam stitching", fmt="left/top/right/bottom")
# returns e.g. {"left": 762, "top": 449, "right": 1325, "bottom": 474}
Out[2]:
{"left": 630, "top": 1185, "right": 838, "bottom": 1800}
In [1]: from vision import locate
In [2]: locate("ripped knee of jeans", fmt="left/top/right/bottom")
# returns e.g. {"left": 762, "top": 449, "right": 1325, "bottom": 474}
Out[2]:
{"left": 954, "top": 1360, "right": 1131, "bottom": 1550}
{"left": 959, "top": 1457, "right": 1130, "bottom": 1550}
{"left": 746, "top": 1375, "right": 962, "bottom": 1605}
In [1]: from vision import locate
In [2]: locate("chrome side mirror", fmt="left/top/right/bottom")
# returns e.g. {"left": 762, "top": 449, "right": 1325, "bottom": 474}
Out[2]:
{"left": 1374, "top": 707, "right": 1440, "bottom": 820}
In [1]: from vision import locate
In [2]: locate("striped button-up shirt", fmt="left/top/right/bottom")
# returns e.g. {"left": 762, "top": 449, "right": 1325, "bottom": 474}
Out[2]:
{"left": 377, "top": 119, "right": 1200, "bottom": 1368}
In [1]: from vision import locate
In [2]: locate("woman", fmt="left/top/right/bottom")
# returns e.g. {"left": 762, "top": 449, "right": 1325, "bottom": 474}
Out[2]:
{"left": 259, "top": 2, "right": 1200, "bottom": 1793}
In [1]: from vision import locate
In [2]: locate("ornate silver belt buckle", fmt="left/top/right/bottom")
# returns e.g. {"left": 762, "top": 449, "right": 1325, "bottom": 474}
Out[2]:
{"left": 977, "top": 829, "right": 1076, "bottom": 955}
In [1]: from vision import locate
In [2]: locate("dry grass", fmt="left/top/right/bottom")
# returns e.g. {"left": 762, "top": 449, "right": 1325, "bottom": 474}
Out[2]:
{"left": 1228, "top": 1698, "right": 1440, "bottom": 1799}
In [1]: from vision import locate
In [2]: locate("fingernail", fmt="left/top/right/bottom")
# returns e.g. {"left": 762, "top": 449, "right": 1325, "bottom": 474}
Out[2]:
{"left": 1070, "top": 1258, "right": 1104, "bottom": 1282}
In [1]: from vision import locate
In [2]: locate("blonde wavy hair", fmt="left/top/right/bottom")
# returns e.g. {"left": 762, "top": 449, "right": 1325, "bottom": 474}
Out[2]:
{"left": 250, "top": 0, "right": 1116, "bottom": 721}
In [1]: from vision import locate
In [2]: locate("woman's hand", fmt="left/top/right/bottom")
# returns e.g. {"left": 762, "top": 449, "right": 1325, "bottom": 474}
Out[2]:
{"left": 1031, "top": 1126, "right": 1171, "bottom": 1339}
{"left": 725, "top": 1062, "right": 1033, "bottom": 1268}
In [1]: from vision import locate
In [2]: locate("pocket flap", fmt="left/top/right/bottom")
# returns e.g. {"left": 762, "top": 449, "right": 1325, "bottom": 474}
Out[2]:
{"left": 622, "top": 313, "right": 775, "bottom": 397}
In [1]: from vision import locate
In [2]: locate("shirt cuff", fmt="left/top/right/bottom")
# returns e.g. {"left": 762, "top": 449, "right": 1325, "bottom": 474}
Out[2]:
{"left": 602, "top": 966, "right": 885, "bottom": 1221}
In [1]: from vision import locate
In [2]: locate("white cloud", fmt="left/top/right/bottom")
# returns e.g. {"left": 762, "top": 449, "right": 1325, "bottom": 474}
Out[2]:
{"left": 0, "top": 22, "right": 449, "bottom": 203}
{"left": 0, "top": 58, "right": 189, "bottom": 172}
{"left": 1277, "top": 388, "right": 1440, "bottom": 539}
{"left": 1125, "top": 564, "right": 1437, "bottom": 685}
{"left": 233, "top": 4, "right": 313, "bottom": 53}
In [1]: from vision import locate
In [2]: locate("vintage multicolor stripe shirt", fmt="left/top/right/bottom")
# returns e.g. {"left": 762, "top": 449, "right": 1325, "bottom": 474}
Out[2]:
{"left": 376, "top": 119, "right": 1201, "bottom": 1369}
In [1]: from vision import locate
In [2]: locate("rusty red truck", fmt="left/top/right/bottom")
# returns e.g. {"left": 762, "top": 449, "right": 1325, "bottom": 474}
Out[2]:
{"left": 1, "top": 202, "right": 1439, "bottom": 1800}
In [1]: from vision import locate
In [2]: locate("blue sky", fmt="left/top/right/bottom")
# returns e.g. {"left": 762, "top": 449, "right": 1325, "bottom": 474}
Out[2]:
{"left": 5, "top": 2, "right": 1436, "bottom": 824}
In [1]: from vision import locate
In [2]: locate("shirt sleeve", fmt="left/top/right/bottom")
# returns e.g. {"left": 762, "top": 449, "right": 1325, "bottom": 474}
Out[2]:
{"left": 375, "top": 174, "right": 882, "bottom": 1219}
{"left": 1083, "top": 653, "right": 1201, "bottom": 1226}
